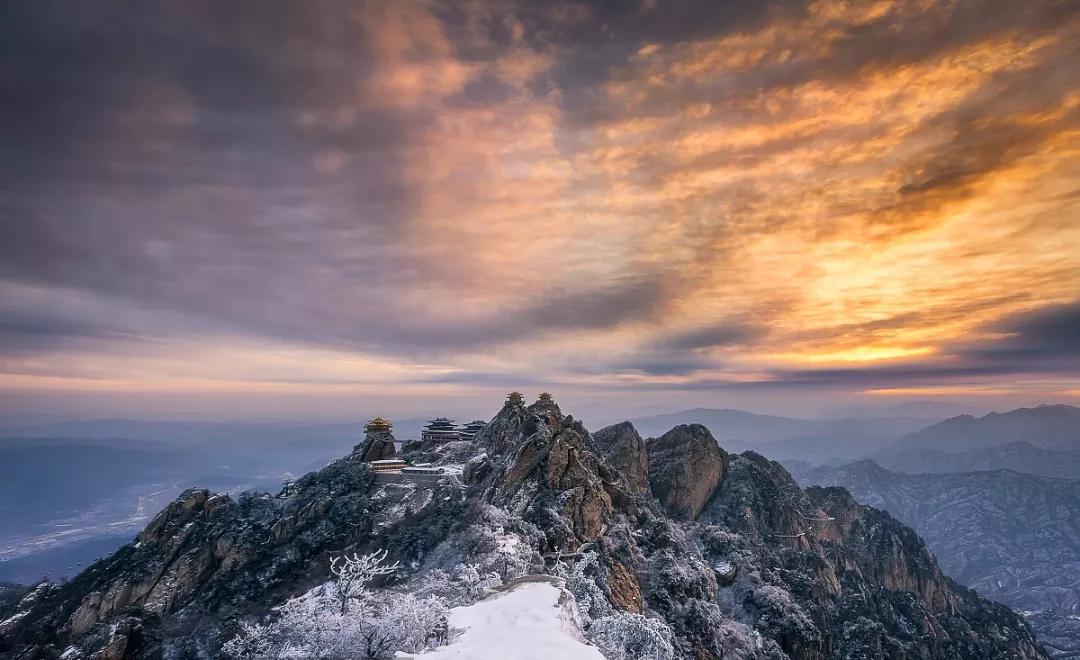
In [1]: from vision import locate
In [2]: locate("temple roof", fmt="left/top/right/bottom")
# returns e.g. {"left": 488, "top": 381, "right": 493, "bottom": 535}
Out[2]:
{"left": 364, "top": 417, "right": 393, "bottom": 432}
{"left": 424, "top": 417, "right": 457, "bottom": 429}
{"left": 506, "top": 391, "right": 525, "bottom": 405}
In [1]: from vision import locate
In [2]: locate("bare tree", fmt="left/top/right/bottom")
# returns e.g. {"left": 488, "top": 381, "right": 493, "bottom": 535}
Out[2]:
{"left": 329, "top": 549, "right": 400, "bottom": 615}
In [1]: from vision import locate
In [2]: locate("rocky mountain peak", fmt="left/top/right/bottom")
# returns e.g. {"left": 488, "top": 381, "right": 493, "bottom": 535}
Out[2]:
{"left": 354, "top": 426, "right": 397, "bottom": 462}
{"left": 479, "top": 403, "right": 617, "bottom": 550}
{"left": 592, "top": 421, "right": 649, "bottom": 496}
{"left": 647, "top": 423, "right": 728, "bottom": 520}
{"left": 0, "top": 398, "right": 1049, "bottom": 659}
{"left": 526, "top": 392, "right": 563, "bottom": 426}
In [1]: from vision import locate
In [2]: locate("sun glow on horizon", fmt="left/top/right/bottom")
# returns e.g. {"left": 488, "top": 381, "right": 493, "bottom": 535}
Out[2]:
{"left": 0, "top": 0, "right": 1077, "bottom": 417}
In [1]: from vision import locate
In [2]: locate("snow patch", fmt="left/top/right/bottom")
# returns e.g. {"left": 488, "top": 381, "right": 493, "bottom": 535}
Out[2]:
{"left": 0, "top": 610, "right": 28, "bottom": 628}
{"left": 401, "top": 578, "right": 604, "bottom": 660}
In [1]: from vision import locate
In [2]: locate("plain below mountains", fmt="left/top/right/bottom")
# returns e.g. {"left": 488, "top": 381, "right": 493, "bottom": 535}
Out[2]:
{"left": 791, "top": 459, "right": 1080, "bottom": 657}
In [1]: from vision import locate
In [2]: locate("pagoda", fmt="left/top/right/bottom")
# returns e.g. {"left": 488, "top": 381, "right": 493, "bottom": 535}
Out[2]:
{"left": 357, "top": 417, "right": 396, "bottom": 462}
{"left": 364, "top": 417, "right": 393, "bottom": 433}
{"left": 506, "top": 391, "right": 526, "bottom": 406}
{"left": 537, "top": 392, "right": 554, "bottom": 404}
{"left": 459, "top": 419, "right": 486, "bottom": 442}
{"left": 421, "top": 417, "right": 460, "bottom": 445}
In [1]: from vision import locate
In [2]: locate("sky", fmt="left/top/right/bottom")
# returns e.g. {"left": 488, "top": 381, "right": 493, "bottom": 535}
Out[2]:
{"left": 0, "top": 0, "right": 1078, "bottom": 421}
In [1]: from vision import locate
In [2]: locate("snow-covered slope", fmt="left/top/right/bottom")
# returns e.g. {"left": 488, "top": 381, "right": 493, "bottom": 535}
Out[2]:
{"left": 404, "top": 577, "right": 603, "bottom": 660}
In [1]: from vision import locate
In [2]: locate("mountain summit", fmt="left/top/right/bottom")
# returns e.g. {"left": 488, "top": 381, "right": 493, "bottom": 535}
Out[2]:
{"left": 0, "top": 396, "right": 1045, "bottom": 659}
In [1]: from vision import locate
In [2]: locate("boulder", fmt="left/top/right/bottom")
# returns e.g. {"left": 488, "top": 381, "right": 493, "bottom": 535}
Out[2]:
{"left": 647, "top": 424, "right": 727, "bottom": 520}
{"left": 593, "top": 422, "right": 649, "bottom": 495}
{"left": 354, "top": 429, "right": 397, "bottom": 462}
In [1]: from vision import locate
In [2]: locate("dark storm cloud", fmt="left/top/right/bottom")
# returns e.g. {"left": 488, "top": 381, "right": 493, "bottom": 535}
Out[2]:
{"left": 962, "top": 300, "right": 1080, "bottom": 365}
{"left": 601, "top": 321, "right": 765, "bottom": 377}
{"left": 652, "top": 322, "right": 765, "bottom": 351}
{"left": 610, "top": 354, "right": 719, "bottom": 377}
{"left": 666, "top": 301, "right": 1080, "bottom": 392}
{"left": 1, "top": 0, "right": 699, "bottom": 359}
{"left": 784, "top": 301, "right": 1080, "bottom": 387}
{"left": 350, "top": 275, "right": 669, "bottom": 353}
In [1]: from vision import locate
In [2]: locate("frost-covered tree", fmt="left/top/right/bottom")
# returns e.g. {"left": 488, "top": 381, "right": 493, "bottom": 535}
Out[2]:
{"left": 223, "top": 550, "right": 446, "bottom": 659}
{"left": 441, "top": 505, "right": 544, "bottom": 580}
{"left": 588, "top": 612, "right": 676, "bottom": 660}
{"left": 330, "top": 550, "right": 400, "bottom": 614}
{"left": 415, "top": 563, "right": 501, "bottom": 607}
{"left": 552, "top": 552, "right": 612, "bottom": 625}
{"left": 548, "top": 553, "right": 676, "bottom": 660}
{"left": 492, "top": 527, "right": 530, "bottom": 580}
{"left": 370, "top": 592, "right": 450, "bottom": 655}
{"left": 221, "top": 620, "right": 275, "bottom": 659}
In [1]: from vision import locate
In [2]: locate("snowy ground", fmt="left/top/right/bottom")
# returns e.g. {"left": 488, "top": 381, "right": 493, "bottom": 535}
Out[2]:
{"left": 401, "top": 577, "right": 605, "bottom": 660}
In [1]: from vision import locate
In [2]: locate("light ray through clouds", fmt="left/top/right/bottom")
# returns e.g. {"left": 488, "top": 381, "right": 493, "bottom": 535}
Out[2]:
{"left": 0, "top": 0, "right": 1077, "bottom": 418}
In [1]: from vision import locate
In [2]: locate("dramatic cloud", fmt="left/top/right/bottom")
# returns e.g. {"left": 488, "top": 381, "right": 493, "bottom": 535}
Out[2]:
{"left": 0, "top": 0, "right": 1077, "bottom": 416}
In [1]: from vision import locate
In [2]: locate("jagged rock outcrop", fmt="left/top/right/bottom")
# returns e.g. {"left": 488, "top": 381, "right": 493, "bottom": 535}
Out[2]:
{"left": 478, "top": 403, "right": 615, "bottom": 550}
{"left": 354, "top": 428, "right": 397, "bottom": 462}
{"left": 0, "top": 399, "right": 1048, "bottom": 660}
{"left": 692, "top": 451, "right": 1044, "bottom": 659}
{"left": 593, "top": 422, "right": 649, "bottom": 495}
{"left": 647, "top": 424, "right": 728, "bottom": 519}
{"left": 796, "top": 459, "right": 1080, "bottom": 657}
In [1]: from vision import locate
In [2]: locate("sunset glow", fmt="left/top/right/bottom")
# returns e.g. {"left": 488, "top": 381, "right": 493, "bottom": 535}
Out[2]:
{"left": 1, "top": 0, "right": 1077, "bottom": 419}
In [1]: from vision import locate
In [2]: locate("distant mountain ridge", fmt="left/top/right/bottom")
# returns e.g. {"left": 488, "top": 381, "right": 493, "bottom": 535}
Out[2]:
{"left": 625, "top": 407, "right": 937, "bottom": 462}
{"left": 875, "top": 440, "right": 1080, "bottom": 479}
{"left": 828, "top": 400, "right": 988, "bottom": 420}
{"left": 884, "top": 404, "right": 1080, "bottom": 454}
{"left": 630, "top": 403, "right": 1080, "bottom": 469}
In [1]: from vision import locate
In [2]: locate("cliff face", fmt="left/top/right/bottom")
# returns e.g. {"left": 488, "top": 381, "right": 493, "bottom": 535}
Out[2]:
{"left": 795, "top": 459, "right": 1080, "bottom": 657}
{"left": 593, "top": 422, "right": 649, "bottom": 496}
{"left": 647, "top": 424, "right": 728, "bottom": 520}
{"left": 0, "top": 400, "right": 1046, "bottom": 659}
{"left": 354, "top": 428, "right": 397, "bottom": 462}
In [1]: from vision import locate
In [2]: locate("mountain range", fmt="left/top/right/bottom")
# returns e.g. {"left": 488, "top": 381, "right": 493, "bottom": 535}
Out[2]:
{"left": 0, "top": 397, "right": 1046, "bottom": 659}
{"left": 880, "top": 404, "right": 1080, "bottom": 454}
{"left": 873, "top": 441, "right": 1080, "bottom": 479}
{"left": 625, "top": 408, "right": 935, "bottom": 461}
{"left": 627, "top": 404, "right": 1080, "bottom": 468}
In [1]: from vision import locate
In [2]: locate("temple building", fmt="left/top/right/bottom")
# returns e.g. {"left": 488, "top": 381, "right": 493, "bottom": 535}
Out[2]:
{"left": 421, "top": 417, "right": 460, "bottom": 445}
{"left": 459, "top": 420, "right": 486, "bottom": 442}
{"left": 364, "top": 417, "right": 393, "bottom": 433}
{"left": 370, "top": 458, "right": 407, "bottom": 472}
{"left": 537, "top": 392, "right": 554, "bottom": 404}
{"left": 506, "top": 391, "right": 526, "bottom": 406}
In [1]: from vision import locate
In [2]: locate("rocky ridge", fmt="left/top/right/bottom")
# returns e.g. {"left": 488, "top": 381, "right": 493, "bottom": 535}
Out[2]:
{"left": 794, "top": 459, "right": 1080, "bottom": 657}
{"left": 0, "top": 397, "right": 1046, "bottom": 659}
